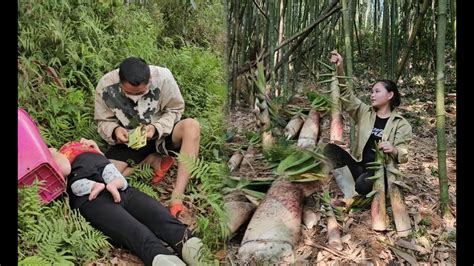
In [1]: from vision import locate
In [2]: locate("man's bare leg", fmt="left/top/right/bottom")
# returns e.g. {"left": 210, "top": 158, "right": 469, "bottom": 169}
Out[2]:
{"left": 169, "top": 118, "right": 201, "bottom": 213}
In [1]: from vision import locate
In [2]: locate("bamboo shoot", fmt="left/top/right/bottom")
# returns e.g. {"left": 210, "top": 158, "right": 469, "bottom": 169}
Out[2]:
{"left": 387, "top": 168, "right": 412, "bottom": 237}
{"left": 297, "top": 109, "right": 320, "bottom": 148}
{"left": 238, "top": 178, "right": 303, "bottom": 263}
{"left": 224, "top": 191, "right": 256, "bottom": 234}
{"left": 228, "top": 152, "right": 244, "bottom": 172}
{"left": 284, "top": 115, "right": 304, "bottom": 140}
{"left": 371, "top": 175, "right": 389, "bottom": 231}
{"left": 330, "top": 76, "right": 344, "bottom": 145}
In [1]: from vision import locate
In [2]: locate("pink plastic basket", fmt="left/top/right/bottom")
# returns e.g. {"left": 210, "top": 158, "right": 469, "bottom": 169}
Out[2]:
{"left": 18, "top": 108, "right": 66, "bottom": 203}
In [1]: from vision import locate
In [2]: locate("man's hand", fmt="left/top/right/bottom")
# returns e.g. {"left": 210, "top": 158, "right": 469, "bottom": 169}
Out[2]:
{"left": 145, "top": 124, "right": 157, "bottom": 140}
{"left": 330, "top": 50, "right": 343, "bottom": 67}
{"left": 114, "top": 127, "right": 129, "bottom": 144}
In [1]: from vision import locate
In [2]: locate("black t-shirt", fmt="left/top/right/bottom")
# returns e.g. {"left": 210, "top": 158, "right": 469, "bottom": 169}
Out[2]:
{"left": 362, "top": 116, "right": 389, "bottom": 166}
{"left": 66, "top": 152, "right": 111, "bottom": 209}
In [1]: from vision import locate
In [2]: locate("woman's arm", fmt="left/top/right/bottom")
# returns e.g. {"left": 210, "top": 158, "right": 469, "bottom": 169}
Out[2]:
{"left": 329, "top": 51, "right": 370, "bottom": 121}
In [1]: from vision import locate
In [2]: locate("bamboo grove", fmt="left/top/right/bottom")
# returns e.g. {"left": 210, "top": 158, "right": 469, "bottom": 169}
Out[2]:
{"left": 226, "top": 0, "right": 455, "bottom": 216}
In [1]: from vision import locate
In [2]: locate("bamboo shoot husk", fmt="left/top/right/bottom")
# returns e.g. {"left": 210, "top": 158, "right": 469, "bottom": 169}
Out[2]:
{"left": 224, "top": 191, "right": 256, "bottom": 235}
{"left": 297, "top": 109, "right": 320, "bottom": 148}
{"left": 387, "top": 168, "right": 412, "bottom": 237}
{"left": 371, "top": 175, "right": 389, "bottom": 231}
{"left": 283, "top": 115, "right": 304, "bottom": 140}
{"left": 327, "top": 208, "right": 343, "bottom": 251}
{"left": 330, "top": 76, "right": 344, "bottom": 145}
{"left": 262, "top": 130, "right": 275, "bottom": 150}
{"left": 228, "top": 152, "right": 244, "bottom": 172}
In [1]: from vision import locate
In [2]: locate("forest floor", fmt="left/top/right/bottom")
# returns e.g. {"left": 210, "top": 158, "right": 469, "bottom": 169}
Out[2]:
{"left": 99, "top": 81, "right": 456, "bottom": 265}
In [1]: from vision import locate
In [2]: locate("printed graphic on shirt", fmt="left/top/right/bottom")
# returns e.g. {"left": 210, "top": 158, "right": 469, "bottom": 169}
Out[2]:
{"left": 101, "top": 83, "right": 160, "bottom": 129}
{"left": 371, "top": 127, "right": 384, "bottom": 138}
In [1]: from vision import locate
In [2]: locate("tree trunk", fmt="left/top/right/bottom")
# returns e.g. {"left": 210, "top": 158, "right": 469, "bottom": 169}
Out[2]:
{"left": 435, "top": 0, "right": 450, "bottom": 217}
{"left": 396, "top": 0, "right": 431, "bottom": 80}
{"left": 381, "top": 0, "right": 389, "bottom": 77}
{"left": 342, "top": 0, "right": 355, "bottom": 148}
{"left": 389, "top": 0, "right": 398, "bottom": 80}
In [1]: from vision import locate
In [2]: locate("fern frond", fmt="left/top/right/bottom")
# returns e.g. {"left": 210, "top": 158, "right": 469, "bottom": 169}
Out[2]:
{"left": 127, "top": 179, "right": 159, "bottom": 199}
{"left": 128, "top": 162, "right": 154, "bottom": 183}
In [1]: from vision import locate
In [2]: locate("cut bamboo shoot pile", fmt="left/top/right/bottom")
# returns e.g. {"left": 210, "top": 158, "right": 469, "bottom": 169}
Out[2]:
{"left": 297, "top": 108, "right": 320, "bottom": 148}
{"left": 238, "top": 178, "right": 303, "bottom": 263}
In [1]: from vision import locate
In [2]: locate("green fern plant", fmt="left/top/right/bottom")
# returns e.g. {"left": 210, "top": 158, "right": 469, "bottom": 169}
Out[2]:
{"left": 19, "top": 185, "right": 111, "bottom": 264}
{"left": 176, "top": 153, "right": 227, "bottom": 261}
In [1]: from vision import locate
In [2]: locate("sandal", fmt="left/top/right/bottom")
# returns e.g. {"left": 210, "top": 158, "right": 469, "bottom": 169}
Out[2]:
{"left": 169, "top": 201, "right": 186, "bottom": 217}
{"left": 151, "top": 156, "right": 174, "bottom": 185}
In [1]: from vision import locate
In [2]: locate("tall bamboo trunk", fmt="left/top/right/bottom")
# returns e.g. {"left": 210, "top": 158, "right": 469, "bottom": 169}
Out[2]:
{"left": 435, "top": 0, "right": 449, "bottom": 216}
{"left": 396, "top": 0, "right": 431, "bottom": 80}
{"left": 341, "top": 0, "right": 355, "bottom": 148}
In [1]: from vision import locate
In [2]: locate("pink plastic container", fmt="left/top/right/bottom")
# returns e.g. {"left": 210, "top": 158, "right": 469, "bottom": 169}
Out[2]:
{"left": 18, "top": 108, "right": 66, "bottom": 203}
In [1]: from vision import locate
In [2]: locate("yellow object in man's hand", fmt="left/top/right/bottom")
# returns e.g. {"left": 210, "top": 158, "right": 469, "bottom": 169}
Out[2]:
{"left": 128, "top": 125, "right": 147, "bottom": 150}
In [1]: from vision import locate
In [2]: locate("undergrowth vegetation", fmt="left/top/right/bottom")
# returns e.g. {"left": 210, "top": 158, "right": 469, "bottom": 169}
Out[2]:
{"left": 18, "top": 0, "right": 227, "bottom": 264}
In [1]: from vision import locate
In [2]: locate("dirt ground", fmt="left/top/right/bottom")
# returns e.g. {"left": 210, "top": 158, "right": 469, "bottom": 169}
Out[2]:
{"left": 95, "top": 84, "right": 456, "bottom": 265}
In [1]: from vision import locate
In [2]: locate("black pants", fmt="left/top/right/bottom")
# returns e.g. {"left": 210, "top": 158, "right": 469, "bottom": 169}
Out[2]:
{"left": 323, "top": 143, "right": 374, "bottom": 195}
{"left": 77, "top": 187, "right": 192, "bottom": 266}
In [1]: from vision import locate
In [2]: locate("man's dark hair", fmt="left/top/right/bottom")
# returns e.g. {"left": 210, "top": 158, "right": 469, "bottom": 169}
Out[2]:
{"left": 118, "top": 57, "right": 150, "bottom": 86}
{"left": 375, "top": 79, "right": 401, "bottom": 109}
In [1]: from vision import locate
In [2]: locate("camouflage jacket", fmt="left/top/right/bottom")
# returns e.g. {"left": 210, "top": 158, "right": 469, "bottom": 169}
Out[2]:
{"left": 94, "top": 66, "right": 185, "bottom": 145}
{"left": 339, "top": 84, "right": 413, "bottom": 166}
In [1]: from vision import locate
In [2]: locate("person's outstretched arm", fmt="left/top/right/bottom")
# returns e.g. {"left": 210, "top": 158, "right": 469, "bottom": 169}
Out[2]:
{"left": 329, "top": 50, "right": 369, "bottom": 121}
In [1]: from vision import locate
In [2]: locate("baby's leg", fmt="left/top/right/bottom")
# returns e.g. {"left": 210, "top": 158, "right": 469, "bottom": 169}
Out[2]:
{"left": 106, "top": 179, "right": 121, "bottom": 203}
{"left": 90, "top": 182, "right": 106, "bottom": 201}
{"left": 71, "top": 179, "right": 105, "bottom": 201}
{"left": 102, "top": 163, "right": 128, "bottom": 190}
